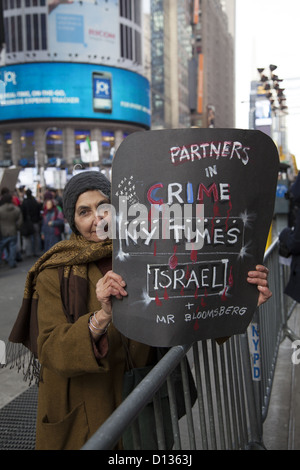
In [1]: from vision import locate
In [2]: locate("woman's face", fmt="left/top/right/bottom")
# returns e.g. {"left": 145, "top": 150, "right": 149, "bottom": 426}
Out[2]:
{"left": 45, "top": 199, "right": 54, "bottom": 210}
{"left": 74, "top": 190, "right": 110, "bottom": 242}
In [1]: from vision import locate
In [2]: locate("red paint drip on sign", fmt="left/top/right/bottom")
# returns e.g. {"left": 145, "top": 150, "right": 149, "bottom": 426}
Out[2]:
{"left": 164, "top": 287, "right": 169, "bottom": 300}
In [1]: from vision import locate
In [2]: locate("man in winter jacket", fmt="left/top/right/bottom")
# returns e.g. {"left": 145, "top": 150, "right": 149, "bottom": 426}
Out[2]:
{"left": 21, "top": 189, "right": 42, "bottom": 257}
{"left": 0, "top": 193, "right": 23, "bottom": 268}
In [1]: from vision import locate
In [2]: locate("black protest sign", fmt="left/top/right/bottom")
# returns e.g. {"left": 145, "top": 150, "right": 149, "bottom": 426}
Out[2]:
{"left": 111, "top": 128, "right": 279, "bottom": 347}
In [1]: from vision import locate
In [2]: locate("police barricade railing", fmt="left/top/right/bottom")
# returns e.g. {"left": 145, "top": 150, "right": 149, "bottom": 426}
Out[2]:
{"left": 81, "top": 336, "right": 264, "bottom": 450}
{"left": 81, "top": 344, "right": 191, "bottom": 450}
{"left": 248, "top": 238, "right": 283, "bottom": 424}
{"left": 81, "top": 239, "right": 286, "bottom": 451}
{"left": 250, "top": 238, "right": 298, "bottom": 422}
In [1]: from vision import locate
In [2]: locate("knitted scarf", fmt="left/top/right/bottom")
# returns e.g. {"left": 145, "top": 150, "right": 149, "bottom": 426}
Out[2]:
{"left": 8, "top": 234, "right": 112, "bottom": 383}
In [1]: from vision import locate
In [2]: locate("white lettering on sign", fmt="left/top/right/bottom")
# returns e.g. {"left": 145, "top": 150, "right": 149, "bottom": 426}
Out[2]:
{"left": 169, "top": 141, "right": 250, "bottom": 166}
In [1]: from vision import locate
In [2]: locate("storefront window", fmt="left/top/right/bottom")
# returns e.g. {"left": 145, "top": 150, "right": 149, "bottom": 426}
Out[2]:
{"left": 0, "top": 132, "right": 12, "bottom": 166}
{"left": 20, "top": 129, "right": 34, "bottom": 162}
{"left": 2, "top": 132, "right": 12, "bottom": 162}
{"left": 102, "top": 130, "right": 115, "bottom": 165}
{"left": 46, "top": 129, "right": 63, "bottom": 165}
{"left": 75, "top": 129, "right": 91, "bottom": 161}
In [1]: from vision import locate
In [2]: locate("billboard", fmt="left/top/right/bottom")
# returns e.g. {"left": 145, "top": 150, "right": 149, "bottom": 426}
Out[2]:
{"left": 0, "top": 63, "right": 151, "bottom": 128}
{"left": 47, "top": 0, "right": 120, "bottom": 63}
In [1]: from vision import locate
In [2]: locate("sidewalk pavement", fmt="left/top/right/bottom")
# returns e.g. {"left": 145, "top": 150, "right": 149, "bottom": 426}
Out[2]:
{"left": 0, "top": 257, "right": 34, "bottom": 408}
{"left": 263, "top": 304, "right": 300, "bottom": 450}
{"left": 0, "top": 364, "right": 30, "bottom": 409}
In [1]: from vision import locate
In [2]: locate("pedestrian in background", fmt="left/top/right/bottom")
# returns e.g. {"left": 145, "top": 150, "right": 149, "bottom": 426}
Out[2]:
{"left": 279, "top": 172, "right": 300, "bottom": 302}
{"left": 20, "top": 189, "right": 42, "bottom": 257}
{"left": 0, "top": 193, "right": 23, "bottom": 268}
{"left": 1, "top": 187, "right": 23, "bottom": 262}
{"left": 41, "top": 191, "right": 64, "bottom": 252}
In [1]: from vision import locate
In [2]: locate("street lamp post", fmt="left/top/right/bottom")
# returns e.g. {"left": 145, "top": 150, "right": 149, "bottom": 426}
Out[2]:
{"left": 257, "top": 65, "right": 289, "bottom": 154}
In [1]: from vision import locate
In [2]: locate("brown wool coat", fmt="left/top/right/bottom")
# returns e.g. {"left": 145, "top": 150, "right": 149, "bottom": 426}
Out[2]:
{"left": 35, "top": 262, "right": 152, "bottom": 450}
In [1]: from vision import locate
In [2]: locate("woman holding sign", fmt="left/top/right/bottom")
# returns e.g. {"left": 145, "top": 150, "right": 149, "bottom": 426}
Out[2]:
{"left": 9, "top": 171, "right": 271, "bottom": 450}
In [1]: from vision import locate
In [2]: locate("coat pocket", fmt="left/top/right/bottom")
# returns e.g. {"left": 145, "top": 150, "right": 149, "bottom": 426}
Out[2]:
{"left": 38, "top": 401, "right": 90, "bottom": 450}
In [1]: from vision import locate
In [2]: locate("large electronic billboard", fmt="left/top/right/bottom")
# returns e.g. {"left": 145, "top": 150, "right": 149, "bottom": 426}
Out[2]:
{"left": 0, "top": 63, "right": 151, "bottom": 128}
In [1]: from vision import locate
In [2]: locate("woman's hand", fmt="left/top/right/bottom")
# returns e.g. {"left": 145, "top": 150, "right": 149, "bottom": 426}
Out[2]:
{"left": 247, "top": 265, "right": 272, "bottom": 307}
{"left": 89, "top": 271, "right": 127, "bottom": 341}
{"left": 95, "top": 270, "right": 127, "bottom": 316}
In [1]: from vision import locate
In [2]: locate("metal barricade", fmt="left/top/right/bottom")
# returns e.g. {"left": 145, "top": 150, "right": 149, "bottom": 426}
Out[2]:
{"left": 81, "top": 239, "right": 290, "bottom": 451}
{"left": 252, "top": 240, "right": 298, "bottom": 422}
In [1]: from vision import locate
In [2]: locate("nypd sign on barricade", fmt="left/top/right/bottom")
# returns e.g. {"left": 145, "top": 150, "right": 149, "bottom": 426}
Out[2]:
{"left": 111, "top": 128, "right": 279, "bottom": 347}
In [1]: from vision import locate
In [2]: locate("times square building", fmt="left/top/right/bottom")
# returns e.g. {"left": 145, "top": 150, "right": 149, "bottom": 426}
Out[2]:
{"left": 0, "top": 0, "right": 150, "bottom": 188}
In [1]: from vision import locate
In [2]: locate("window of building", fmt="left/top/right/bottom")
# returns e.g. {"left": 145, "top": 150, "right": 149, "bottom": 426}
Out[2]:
{"left": 4, "top": 4, "right": 48, "bottom": 53}
{"left": 46, "top": 129, "right": 63, "bottom": 165}
{"left": 26, "top": 14, "right": 32, "bottom": 50}
{"left": 120, "top": 0, "right": 132, "bottom": 21}
{"left": 134, "top": 29, "right": 141, "bottom": 64}
{"left": 4, "top": 18, "right": 10, "bottom": 52}
{"left": 102, "top": 131, "right": 115, "bottom": 165}
{"left": 120, "top": 0, "right": 141, "bottom": 26}
{"left": 20, "top": 129, "right": 35, "bottom": 161}
{"left": 120, "top": 24, "right": 133, "bottom": 61}
{"left": 1, "top": 132, "right": 12, "bottom": 162}
{"left": 134, "top": 0, "right": 141, "bottom": 26}
{"left": 33, "top": 13, "right": 39, "bottom": 50}
{"left": 41, "top": 13, "right": 47, "bottom": 49}
{"left": 75, "top": 129, "right": 91, "bottom": 160}
{"left": 119, "top": 0, "right": 142, "bottom": 65}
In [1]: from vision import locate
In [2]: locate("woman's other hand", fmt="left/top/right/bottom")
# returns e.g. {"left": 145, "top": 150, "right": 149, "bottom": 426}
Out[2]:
{"left": 247, "top": 265, "right": 272, "bottom": 307}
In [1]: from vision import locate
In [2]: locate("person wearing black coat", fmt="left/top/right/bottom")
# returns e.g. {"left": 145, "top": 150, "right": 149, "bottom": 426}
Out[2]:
{"left": 21, "top": 189, "right": 42, "bottom": 257}
{"left": 279, "top": 173, "right": 300, "bottom": 302}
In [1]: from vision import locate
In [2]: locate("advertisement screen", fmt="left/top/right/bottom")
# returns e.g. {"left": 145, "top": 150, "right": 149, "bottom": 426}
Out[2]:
{"left": 47, "top": 0, "right": 120, "bottom": 63}
{"left": 0, "top": 63, "right": 151, "bottom": 128}
{"left": 92, "top": 71, "right": 113, "bottom": 113}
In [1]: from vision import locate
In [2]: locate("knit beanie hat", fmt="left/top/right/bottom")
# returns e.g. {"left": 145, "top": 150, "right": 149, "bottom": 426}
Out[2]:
{"left": 44, "top": 191, "right": 54, "bottom": 201}
{"left": 63, "top": 171, "right": 111, "bottom": 234}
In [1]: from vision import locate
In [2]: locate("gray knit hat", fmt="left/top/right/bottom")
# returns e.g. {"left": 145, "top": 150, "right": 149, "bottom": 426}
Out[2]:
{"left": 63, "top": 171, "right": 111, "bottom": 234}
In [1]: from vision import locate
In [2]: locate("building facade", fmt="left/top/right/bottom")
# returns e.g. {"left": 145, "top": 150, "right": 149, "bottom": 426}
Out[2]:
{"left": 149, "top": 0, "right": 235, "bottom": 130}
{"left": 0, "top": 0, "right": 150, "bottom": 179}
{"left": 150, "top": 0, "right": 193, "bottom": 129}
{"left": 190, "top": 0, "right": 235, "bottom": 129}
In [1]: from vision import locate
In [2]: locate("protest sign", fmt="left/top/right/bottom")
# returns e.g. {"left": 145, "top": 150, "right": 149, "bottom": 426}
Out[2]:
{"left": 111, "top": 128, "right": 279, "bottom": 346}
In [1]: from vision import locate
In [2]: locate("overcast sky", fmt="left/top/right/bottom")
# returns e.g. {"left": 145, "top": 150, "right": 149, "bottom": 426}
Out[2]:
{"left": 235, "top": 0, "right": 300, "bottom": 166}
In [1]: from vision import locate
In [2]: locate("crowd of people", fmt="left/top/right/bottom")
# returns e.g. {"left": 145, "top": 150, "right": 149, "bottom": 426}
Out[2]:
{"left": 0, "top": 185, "right": 70, "bottom": 268}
